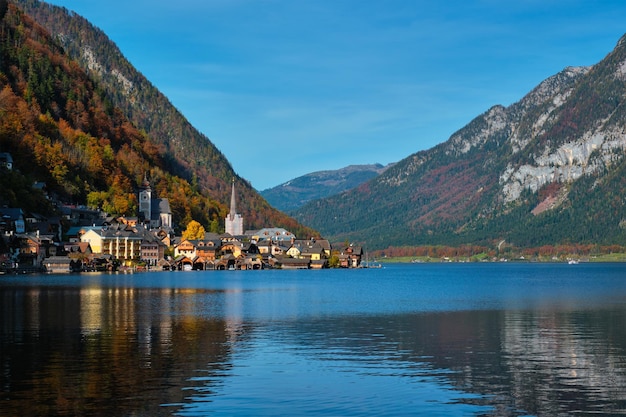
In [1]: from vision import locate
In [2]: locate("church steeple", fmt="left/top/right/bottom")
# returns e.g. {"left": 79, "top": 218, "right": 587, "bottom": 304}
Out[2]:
{"left": 225, "top": 178, "right": 243, "bottom": 235}
{"left": 229, "top": 178, "right": 237, "bottom": 220}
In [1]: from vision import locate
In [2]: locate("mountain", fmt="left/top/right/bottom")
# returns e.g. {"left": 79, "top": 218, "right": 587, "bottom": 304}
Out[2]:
{"left": 294, "top": 34, "right": 626, "bottom": 250}
{"left": 261, "top": 164, "right": 390, "bottom": 212}
{"left": 6, "top": 0, "right": 316, "bottom": 238}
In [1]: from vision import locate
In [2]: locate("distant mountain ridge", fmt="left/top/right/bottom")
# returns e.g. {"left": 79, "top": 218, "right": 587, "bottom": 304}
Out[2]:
{"left": 294, "top": 34, "right": 626, "bottom": 250}
{"left": 261, "top": 164, "right": 391, "bottom": 212}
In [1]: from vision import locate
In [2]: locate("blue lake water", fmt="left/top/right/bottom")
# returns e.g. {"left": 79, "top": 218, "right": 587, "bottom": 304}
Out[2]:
{"left": 1, "top": 263, "right": 626, "bottom": 416}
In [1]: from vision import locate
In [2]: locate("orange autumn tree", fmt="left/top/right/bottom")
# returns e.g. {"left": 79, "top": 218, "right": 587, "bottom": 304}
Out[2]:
{"left": 182, "top": 220, "right": 206, "bottom": 241}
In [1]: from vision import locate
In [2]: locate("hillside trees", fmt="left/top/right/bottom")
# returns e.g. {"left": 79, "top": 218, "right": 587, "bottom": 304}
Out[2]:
{"left": 0, "top": 166, "right": 52, "bottom": 214}
{"left": 0, "top": 4, "right": 226, "bottom": 229}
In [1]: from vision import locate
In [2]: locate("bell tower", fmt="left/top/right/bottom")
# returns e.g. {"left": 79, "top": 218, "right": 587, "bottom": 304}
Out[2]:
{"left": 139, "top": 175, "right": 152, "bottom": 222}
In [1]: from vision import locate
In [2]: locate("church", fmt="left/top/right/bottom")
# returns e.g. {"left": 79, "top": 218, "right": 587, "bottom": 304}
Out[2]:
{"left": 225, "top": 179, "right": 243, "bottom": 236}
{"left": 138, "top": 177, "right": 173, "bottom": 231}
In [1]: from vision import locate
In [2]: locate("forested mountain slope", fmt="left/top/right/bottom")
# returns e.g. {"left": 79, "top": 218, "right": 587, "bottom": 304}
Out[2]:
{"left": 5, "top": 0, "right": 315, "bottom": 237}
{"left": 294, "top": 34, "right": 626, "bottom": 250}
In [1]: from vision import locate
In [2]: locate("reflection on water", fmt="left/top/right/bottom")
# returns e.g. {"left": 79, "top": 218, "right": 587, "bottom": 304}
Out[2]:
{"left": 1, "top": 265, "right": 626, "bottom": 416}
{"left": 501, "top": 309, "right": 626, "bottom": 415}
{"left": 1, "top": 286, "right": 242, "bottom": 416}
{"left": 241, "top": 310, "right": 626, "bottom": 416}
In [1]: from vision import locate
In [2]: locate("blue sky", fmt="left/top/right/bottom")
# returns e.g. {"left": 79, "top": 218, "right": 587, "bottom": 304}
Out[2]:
{"left": 46, "top": 0, "right": 626, "bottom": 190}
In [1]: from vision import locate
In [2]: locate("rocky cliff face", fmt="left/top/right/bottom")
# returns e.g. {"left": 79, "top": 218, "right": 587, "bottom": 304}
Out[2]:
{"left": 496, "top": 65, "right": 626, "bottom": 205}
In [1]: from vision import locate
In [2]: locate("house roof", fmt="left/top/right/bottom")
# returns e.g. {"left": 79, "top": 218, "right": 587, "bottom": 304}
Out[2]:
{"left": 254, "top": 227, "right": 295, "bottom": 242}
{"left": 301, "top": 245, "right": 325, "bottom": 256}
{"left": 314, "top": 239, "right": 332, "bottom": 251}
{"left": 66, "top": 225, "right": 103, "bottom": 236}
{"left": 100, "top": 226, "right": 143, "bottom": 239}
{"left": 63, "top": 242, "right": 92, "bottom": 253}
{"left": 0, "top": 208, "right": 24, "bottom": 221}
{"left": 157, "top": 258, "right": 172, "bottom": 266}
{"left": 241, "top": 242, "right": 259, "bottom": 254}
{"left": 292, "top": 239, "right": 330, "bottom": 254}
{"left": 341, "top": 245, "right": 363, "bottom": 255}
{"left": 44, "top": 256, "right": 72, "bottom": 264}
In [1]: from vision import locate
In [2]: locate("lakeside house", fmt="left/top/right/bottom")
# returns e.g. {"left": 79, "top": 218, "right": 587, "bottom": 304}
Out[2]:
{"left": 339, "top": 244, "right": 363, "bottom": 268}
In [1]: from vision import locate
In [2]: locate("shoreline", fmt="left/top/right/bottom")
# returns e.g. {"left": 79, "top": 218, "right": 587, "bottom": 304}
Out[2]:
{"left": 376, "top": 253, "right": 626, "bottom": 263}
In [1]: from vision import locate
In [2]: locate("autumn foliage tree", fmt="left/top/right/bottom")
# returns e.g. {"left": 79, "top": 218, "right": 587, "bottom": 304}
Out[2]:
{"left": 181, "top": 220, "right": 206, "bottom": 241}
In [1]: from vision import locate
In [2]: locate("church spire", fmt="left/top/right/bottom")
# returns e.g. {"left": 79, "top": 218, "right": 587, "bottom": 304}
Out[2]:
{"left": 225, "top": 178, "right": 243, "bottom": 236}
{"left": 229, "top": 178, "right": 237, "bottom": 220}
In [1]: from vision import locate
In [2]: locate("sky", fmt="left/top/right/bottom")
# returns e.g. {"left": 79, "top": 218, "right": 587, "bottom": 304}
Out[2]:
{"left": 44, "top": 0, "right": 626, "bottom": 191}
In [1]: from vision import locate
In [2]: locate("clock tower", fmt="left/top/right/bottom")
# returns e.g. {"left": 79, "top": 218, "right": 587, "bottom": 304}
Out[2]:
{"left": 139, "top": 175, "right": 152, "bottom": 222}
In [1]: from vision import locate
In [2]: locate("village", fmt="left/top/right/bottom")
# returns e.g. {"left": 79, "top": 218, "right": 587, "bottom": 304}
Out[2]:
{"left": 0, "top": 154, "right": 363, "bottom": 273}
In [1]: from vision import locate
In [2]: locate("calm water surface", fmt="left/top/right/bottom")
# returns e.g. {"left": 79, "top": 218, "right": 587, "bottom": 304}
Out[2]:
{"left": 2, "top": 263, "right": 626, "bottom": 416}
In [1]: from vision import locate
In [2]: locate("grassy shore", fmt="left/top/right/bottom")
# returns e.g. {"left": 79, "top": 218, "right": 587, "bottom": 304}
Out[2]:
{"left": 377, "top": 253, "right": 626, "bottom": 263}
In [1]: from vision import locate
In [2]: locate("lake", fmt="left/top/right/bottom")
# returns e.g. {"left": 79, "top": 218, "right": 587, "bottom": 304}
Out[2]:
{"left": 1, "top": 263, "right": 626, "bottom": 416}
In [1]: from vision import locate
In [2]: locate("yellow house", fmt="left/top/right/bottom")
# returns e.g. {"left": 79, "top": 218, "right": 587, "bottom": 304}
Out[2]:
{"left": 81, "top": 229, "right": 104, "bottom": 254}
{"left": 303, "top": 246, "right": 325, "bottom": 261}
{"left": 288, "top": 239, "right": 330, "bottom": 261}
{"left": 220, "top": 241, "right": 243, "bottom": 258}
{"left": 286, "top": 246, "right": 301, "bottom": 258}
